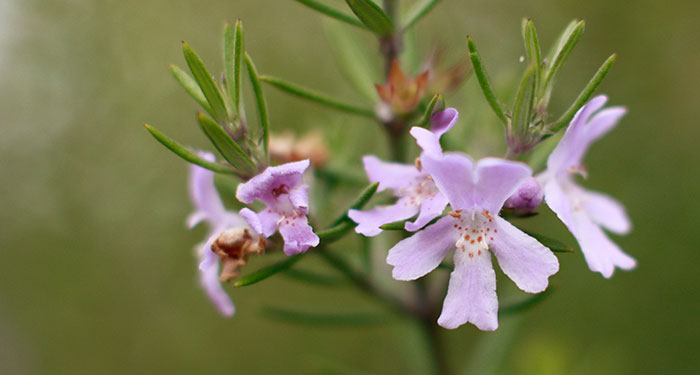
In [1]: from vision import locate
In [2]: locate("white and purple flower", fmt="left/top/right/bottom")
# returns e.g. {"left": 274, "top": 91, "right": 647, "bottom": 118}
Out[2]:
{"left": 387, "top": 149, "right": 559, "bottom": 330}
{"left": 538, "top": 95, "right": 635, "bottom": 278}
{"left": 347, "top": 108, "right": 458, "bottom": 236}
{"left": 236, "top": 160, "right": 320, "bottom": 255}
{"left": 188, "top": 152, "right": 248, "bottom": 317}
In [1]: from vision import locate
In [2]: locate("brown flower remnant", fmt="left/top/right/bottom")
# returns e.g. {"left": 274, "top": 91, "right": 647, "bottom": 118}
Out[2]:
{"left": 423, "top": 48, "right": 471, "bottom": 95}
{"left": 375, "top": 60, "right": 429, "bottom": 115}
{"left": 268, "top": 131, "right": 329, "bottom": 167}
{"left": 211, "top": 228, "right": 266, "bottom": 282}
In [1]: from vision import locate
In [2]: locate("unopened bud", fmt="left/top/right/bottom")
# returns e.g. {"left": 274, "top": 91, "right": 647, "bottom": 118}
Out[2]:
{"left": 504, "top": 177, "right": 543, "bottom": 214}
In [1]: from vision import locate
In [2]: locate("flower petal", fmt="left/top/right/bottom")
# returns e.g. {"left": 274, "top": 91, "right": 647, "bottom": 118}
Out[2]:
{"left": 387, "top": 216, "right": 458, "bottom": 280}
{"left": 420, "top": 152, "right": 475, "bottom": 210}
{"left": 240, "top": 207, "right": 279, "bottom": 238}
{"left": 278, "top": 214, "right": 319, "bottom": 255}
{"left": 437, "top": 249, "right": 498, "bottom": 331}
{"left": 490, "top": 217, "right": 559, "bottom": 293}
{"left": 289, "top": 185, "right": 310, "bottom": 214}
{"left": 544, "top": 181, "right": 635, "bottom": 278}
{"left": 410, "top": 127, "right": 443, "bottom": 156}
{"left": 581, "top": 189, "right": 631, "bottom": 235}
{"left": 474, "top": 158, "right": 532, "bottom": 214}
{"left": 198, "top": 246, "right": 235, "bottom": 317}
{"left": 404, "top": 193, "right": 449, "bottom": 232}
{"left": 362, "top": 155, "right": 423, "bottom": 193}
{"left": 189, "top": 152, "right": 226, "bottom": 222}
{"left": 236, "top": 160, "right": 310, "bottom": 205}
{"left": 572, "top": 210, "right": 636, "bottom": 278}
{"left": 348, "top": 201, "right": 419, "bottom": 237}
{"left": 429, "top": 107, "right": 459, "bottom": 137}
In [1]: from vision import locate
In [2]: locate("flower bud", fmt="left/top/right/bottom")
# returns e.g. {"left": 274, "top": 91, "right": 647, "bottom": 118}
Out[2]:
{"left": 504, "top": 177, "right": 543, "bottom": 214}
{"left": 211, "top": 228, "right": 266, "bottom": 282}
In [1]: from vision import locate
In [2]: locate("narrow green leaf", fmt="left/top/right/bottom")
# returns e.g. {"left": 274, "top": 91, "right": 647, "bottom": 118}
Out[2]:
{"left": 402, "top": 0, "right": 439, "bottom": 30}
{"left": 511, "top": 64, "right": 537, "bottom": 136}
{"left": 260, "top": 75, "right": 375, "bottom": 118}
{"left": 414, "top": 94, "right": 443, "bottom": 128}
{"left": 379, "top": 214, "right": 441, "bottom": 231}
{"left": 467, "top": 36, "right": 508, "bottom": 125}
{"left": 522, "top": 229, "right": 574, "bottom": 253}
{"left": 500, "top": 287, "right": 553, "bottom": 315}
{"left": 169, "top": 65, "right": 213, "bottom": 115}
{"left": 331, "top": 182, "right": 379, "bottom": 226}
{"left": 232, "top": 20, "right": 244, "bottom": 114}
{"left": 544, "top": 19, "right": 580, "bottom": 68}
{"left": 345, "top": 0, "right": 394, "bottom": 36}
{"left": 143, "top": 124, "right": 234, "bottom": 174}
{"left": 542, "top": 20, "right": 585, "bottom": 97}
{"left": 294, "top": 0, "right": 368, "bottom": 29}
{"left": 316, "top": 221, "right": 354, "bottom": 243}
{"left": 521, "top": 19, "right": 542, "bottom": 87}
{"left": 322, "top": 19, "right": 380, "bottom": 102}
{"left": 244, "top": 52, "right": 270, "bottom": 154}
{"left": 196, "top": 112, "right": 256, "bottom": 173}
{"left": 262, "top": 306, "right": 388, "bottom": 326}
{"left": 283, "top": 268, "right": 345, "bottom": 286}
{"left": 223, "top": 23, "right": 235, "bottom": 111}
{"left": 234, "top": 254, "right": 303, "bottom": 287}
{"left": 182, "top": 42, "right": 230, "bottom": 123}
{"left": 550, "top": 54, "right": 616, "bottom": 132}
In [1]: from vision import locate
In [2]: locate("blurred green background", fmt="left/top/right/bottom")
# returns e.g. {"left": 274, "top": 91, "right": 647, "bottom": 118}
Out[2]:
{"left": 1, "top": 0, "right": 698, "bottom": 374}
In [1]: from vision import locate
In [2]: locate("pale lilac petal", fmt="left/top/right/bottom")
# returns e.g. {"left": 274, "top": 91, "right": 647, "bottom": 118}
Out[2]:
{"left": 240, "top": 207, "right": 279, "bottom": 237}
{"left": 437, "top": 249, "right": 498, "bottom": 331}
{"left": 489, "top": 217, "right": 559, "bottom": 293}
{"left": 362, "top": 155, "right": 422, "bottom": 192}
{"left": 420, "top": 152, "right": 475, "bottom": 210}
{"left": 543, "top": 180, "right": 575, "bottom": 228}
{"left": 348, "top": 201, "right": 419, "bottom": 237}
{"left": 410, "top": 127, "right": 443, "bottom": 156}
{"left": 573, "top": 212, "right": 636, "bottom": 278}
{"left": 278, "top": 215, "right": 319, "bottom": 255}
{"left": 289, "top": 185, "right": 310, "bottom": 214}
{"left": 583, "top": 107, "right": 627, "bottom": 145}
{"left": 544, "top": 181, "right": 635, "bottom": 278}
{"left": 429, "top": 107, "right": 459, "bottom": 137}
{"left": 404, "top": 193, "right": 449, "bottom": 232}
{"left": 186, "top": 211, "right": 208, "bottom": 229}
{"left": 387, "top": 216, "right": 459, "bottom": 280}
{"left": 581, "top": 189, "right": 631, "bottom": 235}
{"left": 547, "top": 95, "right": 614, "bottom": 174}
{"left": 198, "top": 231, "right": 220, "bottom": 270}
{"left": 198, "top": 247, "right": 235, "bottom": 317}
{"left": 474, "top": 158, "right": 532, "bottom": 213}
{"left": 189, "top": 152, "right": 226, "bottom": 221}
{"left": 236, "top": 160, "right": 310, "bottom": 205}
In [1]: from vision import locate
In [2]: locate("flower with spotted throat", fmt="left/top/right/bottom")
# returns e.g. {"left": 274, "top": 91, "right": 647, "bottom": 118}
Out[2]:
{"left": 236, "top": 159, "right": 319, "bottom": 255}
{"left": 538, "top": 95, "right": 635, "bottom": 278}
{"left": 348, "top": 108, "right": 458, "bottom": 236}
{"left": 387, "top": 151, "right": 559, "bottom": 330}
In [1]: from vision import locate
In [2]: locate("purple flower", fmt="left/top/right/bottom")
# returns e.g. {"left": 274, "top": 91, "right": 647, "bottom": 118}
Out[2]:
{"left": 188, "top": 152, "right": 247, "bottom": 317}
{"left": 236, "top": 160, "right": 319, "bottom": 255}
{"left": 347, "top": 108, "right": 458, "bottom": 236}
{"left": 538, "top": 95, "right": 635, "bottom": 278}
{"left": 387, "top": 152, "right": 559, "bottom": 331}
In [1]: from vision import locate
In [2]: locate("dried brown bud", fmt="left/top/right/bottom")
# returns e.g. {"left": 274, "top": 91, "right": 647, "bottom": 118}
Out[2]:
{"left": 269, "top": 131, "right": 330, "bottom": 167}
{"left": 211, "top": 228, "right": 266, "bottom": 282}
{"left": 375, "top": 60, "right": 429, "bottom": 115}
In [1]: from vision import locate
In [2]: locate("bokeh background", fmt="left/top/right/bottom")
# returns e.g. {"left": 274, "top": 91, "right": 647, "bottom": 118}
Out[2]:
{"left": 1, "top": 0, "right": 698, "bottom": 374}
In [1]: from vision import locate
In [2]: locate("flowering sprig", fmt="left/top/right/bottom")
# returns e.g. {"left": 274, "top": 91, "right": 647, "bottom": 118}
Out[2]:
{"left": 144, "top": 2, "right": 634, "bottom": 374}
